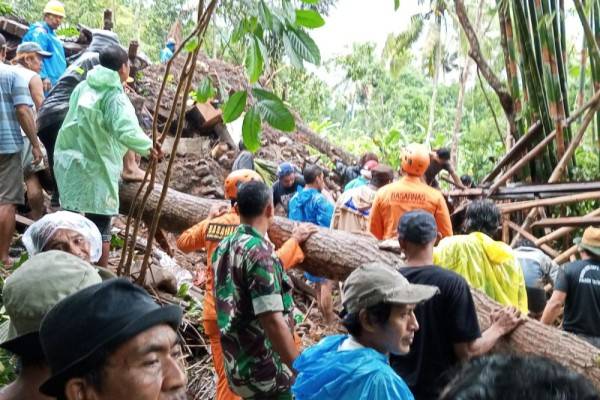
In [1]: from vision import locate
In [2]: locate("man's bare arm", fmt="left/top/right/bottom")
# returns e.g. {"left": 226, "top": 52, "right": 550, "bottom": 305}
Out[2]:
{"left": 258, "top": 311, "right": 299, "bottom": 371}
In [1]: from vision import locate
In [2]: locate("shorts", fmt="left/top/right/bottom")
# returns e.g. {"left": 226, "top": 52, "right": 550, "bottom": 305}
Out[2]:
{"left": 20, "top": 137, "right": 46, "bottom": 178}
{"left": 85, "top": 213, "right": 113, "bottom": 242}
{"left": 304, "top": 271, "right": 326, "bottom": 284}
{"left": 0, "top": 152, "right": 24, "bottom": 205}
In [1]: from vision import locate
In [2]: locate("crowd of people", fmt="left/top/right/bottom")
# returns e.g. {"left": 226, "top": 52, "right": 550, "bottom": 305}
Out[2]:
{"left": 0, "top": 2, "right": 600, "bottom": 399}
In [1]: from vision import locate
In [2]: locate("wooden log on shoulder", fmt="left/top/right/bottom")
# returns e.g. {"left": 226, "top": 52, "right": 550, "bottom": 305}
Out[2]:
{"left": 119, "top": 182, "right": 600, "bottom": 388}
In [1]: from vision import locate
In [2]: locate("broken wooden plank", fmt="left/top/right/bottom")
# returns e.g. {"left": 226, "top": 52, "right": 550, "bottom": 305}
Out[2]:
{"left": 532, "top": 217, "right": 600, "bottom": 229}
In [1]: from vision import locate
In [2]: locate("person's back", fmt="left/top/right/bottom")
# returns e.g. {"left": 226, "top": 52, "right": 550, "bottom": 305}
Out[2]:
{"left": 370, "top": 175, "right": 452, "bottom": 240}
{"left": 331, "top": 184, "right": 376, "bottom": 232}
{"left": 434, "top": 232, "right": 528, "bottom": 313}
{"left": 54, "top": 46, "right": 151, "bottom": 216}
{"left": 289, "top": 187, "right": 333, "bottom": 227}
{"left": 289, "top": 164, "right": 333, "bottom": 228}
{"left": 392, "top": 266, "right": 480, "bottom": 399}
{"left": 557, "top": 258, "right": 600, "bottom": 337}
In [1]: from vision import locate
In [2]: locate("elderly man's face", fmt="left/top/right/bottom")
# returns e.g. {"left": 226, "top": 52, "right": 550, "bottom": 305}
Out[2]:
{"left": 80, "top": 324, "right": 187, "bottom": 400}
{"left": 44, "top": 229, "right": 91, "bottom": 261}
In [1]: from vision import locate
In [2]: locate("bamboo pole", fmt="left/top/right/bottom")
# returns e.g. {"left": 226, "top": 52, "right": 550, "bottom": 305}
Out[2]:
{"left": 489, "top": 90, "right": 600, "bottom": 194}
{"left": 506, "top": 220, "right": 559, "bottom": 258}
{"left": 500, "top": 191, "right": 600, "bottom": 214}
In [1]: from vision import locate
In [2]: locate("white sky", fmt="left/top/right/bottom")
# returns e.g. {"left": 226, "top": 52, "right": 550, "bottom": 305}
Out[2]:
{"left": 312, "top": 0, "right": 421, "bottom": 61}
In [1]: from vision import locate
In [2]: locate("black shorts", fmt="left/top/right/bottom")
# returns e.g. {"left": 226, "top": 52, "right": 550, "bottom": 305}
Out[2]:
{"left": 84, "top": 213, "right": 112, "bottom": 242}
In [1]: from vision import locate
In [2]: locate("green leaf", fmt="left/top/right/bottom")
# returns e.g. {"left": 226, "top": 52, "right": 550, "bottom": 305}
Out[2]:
{"left": 283, "top": 31, "right": 304, "bottom": 68}
{"left": 258, "top": 0, "right": 273, "bottom": 30}
{"left": 193, "top": 77, "right": 216, "bottom": 103}
{"left": 242, "top": 106, "right": 262, "bottom": 152}
{"left": 256, "top": 98, "right": 295, "bottom": 132}
{"left": 394, "top": 0, "right": 400, "bottom": 10}
{"left": 222, "top": 91, "right": 248, "bottom": 123}
{"left": 301, "top": 0, "right": 319, "bottom": 3}
{"left": 252, "top": 88, "right": 281, "bottom": 102}
{"left": 245, "top": 36, "right": 264, "bottom": 83}
{"left": 295, "top": 9, "right": 325, "bottom": 29}
{"left": 184, "top": 37, "right": 199, "bottom": 53}
{"left": 285, "top": 26, "right": 321, "bottom": 65}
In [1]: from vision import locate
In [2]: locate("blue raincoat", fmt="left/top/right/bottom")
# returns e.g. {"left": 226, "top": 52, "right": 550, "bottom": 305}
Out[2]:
{"left": 344, "top": 175, "right": 368, "bottom": 192}
{"left": 292, "top": 335, "right": 415, "bottom": 400}
{"left": 288, "top": 188, "right": 334, "bottom": 228}
{"left": 22, "top": 22, "right": 67, "bottom": 86}
{"left": 160, "top": 43, "right": 175, "bottom": 63}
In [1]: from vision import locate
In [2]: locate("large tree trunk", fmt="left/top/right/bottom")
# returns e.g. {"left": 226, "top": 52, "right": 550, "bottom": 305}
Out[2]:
{"left": 119, "top": 182, "right": 600, "bottom": 389}
{"left": 293, "top": 121, "right": 357, "bottom": 166}
{"left": 426, "top": 16, "right": 442, "bottom": 145}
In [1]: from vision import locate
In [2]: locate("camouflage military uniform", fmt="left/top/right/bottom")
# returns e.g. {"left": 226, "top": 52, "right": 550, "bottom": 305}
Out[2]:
{"left": 213, "top": 224, "right": 295, "bottom": 400}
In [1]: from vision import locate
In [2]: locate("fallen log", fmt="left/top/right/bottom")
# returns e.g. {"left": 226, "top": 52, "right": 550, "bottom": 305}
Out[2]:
{"left": 119, "top": 182, "right": 600, "bottom": 388}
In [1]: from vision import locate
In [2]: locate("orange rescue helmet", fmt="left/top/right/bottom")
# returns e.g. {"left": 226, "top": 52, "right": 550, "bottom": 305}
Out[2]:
{"left": 401, "top": 143, "right": 430, "bottom": 177}
{"left": 224, "top": 169, "right": 263, "bottom": 200}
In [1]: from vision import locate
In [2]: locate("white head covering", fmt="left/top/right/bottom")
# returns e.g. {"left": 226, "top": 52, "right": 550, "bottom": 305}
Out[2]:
{"left": 22, "top": 211, "right": 103, "bottom": 262}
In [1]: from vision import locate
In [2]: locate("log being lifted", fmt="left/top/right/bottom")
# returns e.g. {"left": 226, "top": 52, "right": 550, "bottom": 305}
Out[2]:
{"left": 119, "top": 181, "right": 600, "bottom": 388}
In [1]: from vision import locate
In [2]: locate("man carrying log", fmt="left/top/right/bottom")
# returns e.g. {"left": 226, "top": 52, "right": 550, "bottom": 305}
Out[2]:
{"left": 212, "top": 180, "right": 309, "bottom": 399}
{"left": 289, "top": 164, "right": 336, "bottom": 324}
{"left": 391, "top": 210, "right": 522, "bottom": 399}
{"left": 53, "top": 45, "right": 161, "bottom": 267}
{"left": 370, "top": 143, "right": 453, "bottom": 240}
{"left": 542, "top": 227, "right": 600, "bottom": 348}
{"left": 176, "top": 170, "right": 316, "bottom": 400}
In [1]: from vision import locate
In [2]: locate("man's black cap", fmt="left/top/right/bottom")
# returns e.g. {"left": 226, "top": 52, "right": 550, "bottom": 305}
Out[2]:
{"left": 39, "top": 279, "right": 183, "bottom": 396}
{"left": 398, "top": 210, "right": 438, "bottom": 244}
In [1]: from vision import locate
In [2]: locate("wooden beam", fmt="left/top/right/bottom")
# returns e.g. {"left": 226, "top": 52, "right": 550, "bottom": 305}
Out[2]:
{"left": 554, "top": 244, "right": 579, "bottom": 264}
{"left": 506, "top": 221, "right": 559, "bottom": 258}
{"left": 500, "top": 191, "right": 600, "bottom": 214}
{"left": 536, "top": 208, "right": 600, "bottom": 246}
{"left": 532, "top": 217, "right": 600, "bottom": 229}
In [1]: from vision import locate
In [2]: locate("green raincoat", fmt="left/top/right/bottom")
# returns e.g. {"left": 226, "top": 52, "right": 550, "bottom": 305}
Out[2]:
{"left": 54, "top": 65, "right": 152, "bottom": 215}
{"left": 433, "top": 232, "right": 529, "bottom": 313}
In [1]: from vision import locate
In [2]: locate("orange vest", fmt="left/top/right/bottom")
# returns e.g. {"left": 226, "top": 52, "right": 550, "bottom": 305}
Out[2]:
{"left": 369, "top": 175, "right": 453, "bottom": 240}
{"left": 177, "top": 210, "right": 304, "bottom": 321}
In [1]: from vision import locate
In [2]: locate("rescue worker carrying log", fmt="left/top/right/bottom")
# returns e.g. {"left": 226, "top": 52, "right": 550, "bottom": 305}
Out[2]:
{"left": 176, "top": 169, "right": 316, "bottom": 400}
{"left": 369, "top": 143, "right": 453, "bottom": 240}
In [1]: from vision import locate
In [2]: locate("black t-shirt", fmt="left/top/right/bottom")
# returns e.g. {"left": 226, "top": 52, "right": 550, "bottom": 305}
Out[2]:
{"left": 272, "top": 176, "right": 304, "bottom": 213}
{"left": 555, "top": 259, "right": 600, "bottom": 337}
{"left": 391, "top": 266, "right": 481, "bottom": 400}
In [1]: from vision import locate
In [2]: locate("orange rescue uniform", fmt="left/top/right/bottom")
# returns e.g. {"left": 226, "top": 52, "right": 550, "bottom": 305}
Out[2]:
{"left": 176, "top": 209, "right": 305, "bottom": 400}
{"left": 369, "top": 175, "right": 453, "bottom": 240}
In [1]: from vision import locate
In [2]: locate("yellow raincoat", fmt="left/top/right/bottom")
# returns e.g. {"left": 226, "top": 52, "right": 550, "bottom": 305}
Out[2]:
{"left": 434, "top": 232, "right": 528, "bottom": 313}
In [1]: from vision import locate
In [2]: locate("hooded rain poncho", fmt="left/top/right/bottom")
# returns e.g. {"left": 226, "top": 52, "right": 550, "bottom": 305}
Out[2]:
{"left": 292, "top": 335, "right": 415, "bottom": 400}
{"left": 54, "top": 65, "right": 152, "bottom": 216}
{"left": 433, "top": 232, "right": 528, "bottom": 313}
